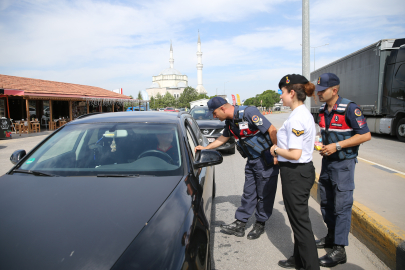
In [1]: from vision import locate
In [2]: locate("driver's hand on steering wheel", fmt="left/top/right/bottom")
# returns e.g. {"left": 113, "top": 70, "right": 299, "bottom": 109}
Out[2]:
{"left": 194, "top": 145, "right": 206, "bottom": 152}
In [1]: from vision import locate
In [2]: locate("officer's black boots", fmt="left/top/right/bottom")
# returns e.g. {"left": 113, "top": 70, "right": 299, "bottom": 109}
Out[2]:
{"left": 278, "top": 256, "right": 302, "bottom": 269}
{"left": 247, "top": 221, "right": 265, "bottom": 240}
{"left": 316, "top": 230, "right": 334, "bottom": 248}
{"left": 220, "top": 220, "right": 246, "bottom": 237}
{"left": 319, "top": 245, "right": 347, "bottom": 267}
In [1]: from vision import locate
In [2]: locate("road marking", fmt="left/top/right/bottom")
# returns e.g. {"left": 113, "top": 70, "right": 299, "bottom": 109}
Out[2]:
{"left": 357, "top": 157, "right": 405, "bottom": 176}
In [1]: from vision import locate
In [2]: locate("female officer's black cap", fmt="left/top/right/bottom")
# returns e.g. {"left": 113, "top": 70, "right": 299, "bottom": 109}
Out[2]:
{"left": 278, "top": 74, "right": 309, "bottom": 89}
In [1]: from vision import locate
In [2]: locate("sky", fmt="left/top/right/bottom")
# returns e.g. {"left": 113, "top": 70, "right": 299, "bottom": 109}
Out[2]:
{"left": 1, "top": 0, "right": 404, "bottom": 101}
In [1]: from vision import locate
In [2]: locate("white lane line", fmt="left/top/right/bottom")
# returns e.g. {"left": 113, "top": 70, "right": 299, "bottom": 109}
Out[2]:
{"left": 357, "top": 157, "right": 405, "bottom": 176}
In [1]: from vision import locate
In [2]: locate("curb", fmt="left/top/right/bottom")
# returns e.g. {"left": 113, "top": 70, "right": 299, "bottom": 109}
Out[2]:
{"left": 311, "top": 175, "right": 405, "bottom": 270}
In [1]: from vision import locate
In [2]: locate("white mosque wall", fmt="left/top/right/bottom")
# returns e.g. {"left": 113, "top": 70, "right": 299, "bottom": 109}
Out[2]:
{"left": 146, "top": 87, "right": 185, "bottom": 98}
{"left": 152, "top": 74, "right": 188, "bottom": 88}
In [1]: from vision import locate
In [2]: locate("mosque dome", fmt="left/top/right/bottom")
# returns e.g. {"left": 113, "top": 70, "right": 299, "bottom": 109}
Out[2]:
{"left": 150, "top": 82, "right": 160, "bottom": 88}
{"left": 177, "top": 82, "right": 186, "bottom": 88}
{"left": 160, "top": 68, "right": 182, "bottom": 75}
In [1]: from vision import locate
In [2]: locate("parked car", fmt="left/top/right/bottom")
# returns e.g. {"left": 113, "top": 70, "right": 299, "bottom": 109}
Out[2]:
{"left": 159, "top": 108, "right": 165, "bottom": 111}
{"left": 43, "top": 106, "right": 50, "bottom": 116}
{"left": 189, "top": 106, "right": 236, "bottom": 154}
{"left": 28, "top": 107, "right": 36, "bottom": 116}
{"left": 164, "top": 107, "right": 176, "bottom": 112}
{"left": 274, "top": 107, "right": 281, "bottom": 111}
{"left": 1, "top": 111, "right": 222, "bottom": 270}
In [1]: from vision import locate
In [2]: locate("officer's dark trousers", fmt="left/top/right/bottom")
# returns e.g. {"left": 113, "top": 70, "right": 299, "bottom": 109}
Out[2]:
{"left": 235, "top": 157, "right": 279, "bottom": 223}
{"left": 279, "top": 161, "right": 319, "bottom": 270}
{"left": 319, "top": 158, "right": 356, "bottom": 246}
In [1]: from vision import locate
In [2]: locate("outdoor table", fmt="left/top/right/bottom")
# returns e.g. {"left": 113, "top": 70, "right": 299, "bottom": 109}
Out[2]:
{"left": 58, "top": 120, "right": 67, "bottom": 127}
{"left": 30, "top": 121, "right": 40, "bottom": 132}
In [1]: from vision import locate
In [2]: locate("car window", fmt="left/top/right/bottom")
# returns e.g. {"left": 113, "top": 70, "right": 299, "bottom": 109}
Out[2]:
{"left": 190, "top": 107, "right": 214, "bottom": 120}
{"left": 18, "top": 123, "right": 183, "bottom": 177}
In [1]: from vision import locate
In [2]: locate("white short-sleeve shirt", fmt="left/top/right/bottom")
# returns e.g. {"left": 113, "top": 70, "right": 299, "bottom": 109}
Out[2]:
{"left": 277, "top": 104, "right": 315, "bottom": 163}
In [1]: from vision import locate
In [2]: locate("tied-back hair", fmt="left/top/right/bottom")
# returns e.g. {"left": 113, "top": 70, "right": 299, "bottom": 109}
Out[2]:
{"left": 284, "top": 82, "right": 316, "bottom": 102}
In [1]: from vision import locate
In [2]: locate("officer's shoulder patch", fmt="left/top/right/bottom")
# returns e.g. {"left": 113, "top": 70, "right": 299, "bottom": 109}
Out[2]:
{"left": 292, "top": 128, "right": 304, "bottom": 137}
{"left": 252, "top": 115, "right": 259, "bottom": 123}
{"left": 354, "top": 108, "right": 362, "bottom": 117}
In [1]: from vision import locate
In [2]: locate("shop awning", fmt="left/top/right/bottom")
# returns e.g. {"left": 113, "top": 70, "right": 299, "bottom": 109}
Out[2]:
{"left": 0, "top": 89, "right": 25, "bottom": 96}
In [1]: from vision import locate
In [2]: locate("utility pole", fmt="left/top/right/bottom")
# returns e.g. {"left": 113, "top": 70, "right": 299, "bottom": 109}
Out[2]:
{"left": 302, "top": 0, "right": 310, "bottom": 110}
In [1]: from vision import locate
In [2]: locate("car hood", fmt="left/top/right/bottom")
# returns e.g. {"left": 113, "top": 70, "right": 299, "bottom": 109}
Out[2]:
{"left": 0, "top": 174, "right": 182, "bottom": 270}
{"left": 195, "top": 119, "right": 225, "bottom": 129}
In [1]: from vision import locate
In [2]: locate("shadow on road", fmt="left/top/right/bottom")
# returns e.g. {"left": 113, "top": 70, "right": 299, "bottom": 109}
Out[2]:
{"left": 0, "top": 145, "right": 7, "bottom": 149}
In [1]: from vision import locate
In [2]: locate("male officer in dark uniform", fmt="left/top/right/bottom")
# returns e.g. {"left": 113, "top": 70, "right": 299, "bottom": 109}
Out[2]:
{"left": 316, "top": 73, "right": 371, "bottom": 267}
{"left": 195, "top": 97, "right": 278, "bottom": 240}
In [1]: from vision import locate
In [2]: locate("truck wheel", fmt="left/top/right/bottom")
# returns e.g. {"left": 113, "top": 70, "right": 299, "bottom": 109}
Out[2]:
{"left": 396, "top": 118, "right": 405, "bottom": 142}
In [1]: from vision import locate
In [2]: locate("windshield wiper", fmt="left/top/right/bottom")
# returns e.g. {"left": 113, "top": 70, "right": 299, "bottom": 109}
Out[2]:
{"left": 13, "top": 169, "right": 57, "bottom": 177}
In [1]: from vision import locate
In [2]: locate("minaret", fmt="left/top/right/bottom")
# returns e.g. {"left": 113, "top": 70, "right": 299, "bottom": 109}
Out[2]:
{"left": 196, "top": 32, "right": 207, "bottom": 94}
{"left": 169, "top": 41, "right": 174, "bottom": 69}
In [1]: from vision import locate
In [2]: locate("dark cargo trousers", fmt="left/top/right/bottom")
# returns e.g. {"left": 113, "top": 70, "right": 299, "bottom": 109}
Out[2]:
{"left": 280, "top": 161, "right": 319, "bottom": 270}
{"left": 319, "top": 158, "right": 356, "bottom": 246}
{"left": 235, "top": 157, "right": 279, "bottom": 223}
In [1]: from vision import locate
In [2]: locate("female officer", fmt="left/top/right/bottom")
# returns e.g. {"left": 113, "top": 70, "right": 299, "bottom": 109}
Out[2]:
{"left": 270, "top": 74, "right": 319, "bottom": 270}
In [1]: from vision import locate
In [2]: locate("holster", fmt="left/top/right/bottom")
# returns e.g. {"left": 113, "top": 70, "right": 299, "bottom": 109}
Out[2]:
{"left": 236, "top": 144, "right": 248, "bottom": 159}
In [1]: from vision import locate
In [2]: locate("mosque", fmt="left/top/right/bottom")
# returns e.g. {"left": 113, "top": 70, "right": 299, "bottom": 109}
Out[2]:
{"left": 145, "top": 33, "right": 207, "bottom": 98}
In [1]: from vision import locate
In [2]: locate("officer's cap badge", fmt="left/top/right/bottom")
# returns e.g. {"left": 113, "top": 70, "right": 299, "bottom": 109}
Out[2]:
{"left": 317, "top": 77, "right": 321, "bottom": 84}
{"left": 286, "top": 76, "right": 290, "bottom": 84}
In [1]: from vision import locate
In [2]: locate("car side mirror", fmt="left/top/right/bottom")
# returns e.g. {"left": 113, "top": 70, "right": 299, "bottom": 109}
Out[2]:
{"left": 10, "top": 150, "right": 26, "bottom": 165}
{"left": 193, "top": 149, "right": 223, "bottom": 169}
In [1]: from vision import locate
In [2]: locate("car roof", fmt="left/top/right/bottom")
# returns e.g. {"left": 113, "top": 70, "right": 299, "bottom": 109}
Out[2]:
{"left": 69, "top": 111, "right": 183, "bottom": 124}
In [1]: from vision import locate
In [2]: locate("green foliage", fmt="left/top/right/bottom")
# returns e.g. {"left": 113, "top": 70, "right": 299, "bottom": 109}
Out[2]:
{"left": 178, "top": 86, "right": 198, "bottom": 108}
{"left": 148, "top": 86, "right": 212, "bottom": 109}
{"left": 243, "top": 90, "right": 280, "bottom": 108}
{"left": 137, "top": 91, "right": 143, "bottom": 100}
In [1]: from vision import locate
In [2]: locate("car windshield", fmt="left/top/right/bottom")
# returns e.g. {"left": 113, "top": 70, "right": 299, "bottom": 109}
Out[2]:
{"left": 190, "top": 107, "right": 214, "bottom": 120}
{"left": 17, "top": 123, "right": 183, "bottom": 177}
{"left": 166, "top": 107, "right": 174, "bottom": 110}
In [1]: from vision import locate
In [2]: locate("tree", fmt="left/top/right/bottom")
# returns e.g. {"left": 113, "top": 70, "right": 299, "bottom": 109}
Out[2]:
{"left": 137, "top": 91, "right": 143, "bottom": 100}
{"left": 162, "top": 92, "right": 176, "bottom": 108}
{"left": 178, "top": 86, "right": 198, "bottom": 108}
{"left": 196, "top": 93, "right": 209, "bottom": 100}
{"left": 243, "top": 90, "right": 280, "bottom": 108}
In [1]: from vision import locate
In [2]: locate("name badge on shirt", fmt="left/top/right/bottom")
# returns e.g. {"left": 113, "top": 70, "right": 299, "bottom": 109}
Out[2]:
{"left": 239, "top": 121, "right": 248, "bottom": 130}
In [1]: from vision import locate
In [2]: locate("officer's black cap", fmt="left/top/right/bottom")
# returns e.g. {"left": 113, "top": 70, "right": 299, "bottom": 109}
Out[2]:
{"left": 206, "top": 97, "right": 228, "bottom": 117}
{"left": 278, "top": 74, "right": 309, "bottom": 90}
{"left": 315, "top": 73, "right": 340, "bottom": 91}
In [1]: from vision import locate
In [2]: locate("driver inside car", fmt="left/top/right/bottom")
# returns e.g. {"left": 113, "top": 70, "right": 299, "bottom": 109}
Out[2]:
{"left": 156, "top": 130, "right": 178, "bottom": 162}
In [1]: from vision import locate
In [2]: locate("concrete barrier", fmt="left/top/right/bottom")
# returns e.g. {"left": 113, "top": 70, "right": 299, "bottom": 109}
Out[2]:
{"left": 311, "top": 174, "right": 405, "bottom": 270}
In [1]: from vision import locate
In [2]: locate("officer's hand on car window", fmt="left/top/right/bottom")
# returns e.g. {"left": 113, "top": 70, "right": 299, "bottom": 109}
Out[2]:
{"left": 195, "top": 145, "right": 206, "bottom": 152}
{"left": 320, "top": 143, "right": 337, "bottom": 156}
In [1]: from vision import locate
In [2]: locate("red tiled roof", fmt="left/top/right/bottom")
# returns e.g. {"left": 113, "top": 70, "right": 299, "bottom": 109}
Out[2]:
{"left": 0, "top": 74, "right": 131, "bottom": 99}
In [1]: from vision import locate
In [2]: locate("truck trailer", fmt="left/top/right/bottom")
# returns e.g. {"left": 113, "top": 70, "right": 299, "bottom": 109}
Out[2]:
{"left": 310, "top": 38, "right": 405, "bottom": 142}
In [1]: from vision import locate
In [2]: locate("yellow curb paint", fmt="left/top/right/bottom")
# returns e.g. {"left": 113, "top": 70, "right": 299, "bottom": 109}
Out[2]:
{"left": 394, "top": 173, "right": 405, "bottom": 179}
{"left": 310, "top": 172, "right": 405, "bottom": 269}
